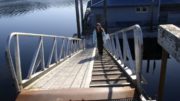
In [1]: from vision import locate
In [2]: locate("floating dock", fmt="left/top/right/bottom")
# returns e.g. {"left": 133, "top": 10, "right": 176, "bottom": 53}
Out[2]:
{"left": 6, "top": 24, "right": 180, "bottom": 101}
{"left": 5, "top": 25, "right": 145, "bottom": 101}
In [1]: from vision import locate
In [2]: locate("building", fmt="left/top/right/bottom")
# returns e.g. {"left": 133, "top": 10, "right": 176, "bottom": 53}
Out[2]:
{"left": 87, "top": 0, "right": 180, "bottom": 35}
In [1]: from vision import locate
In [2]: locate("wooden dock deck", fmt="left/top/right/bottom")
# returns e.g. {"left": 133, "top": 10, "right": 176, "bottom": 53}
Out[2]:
{"left": 16, "top": 48, "right": 138, "bottom": 101}
{"left": 6, "top": 25, "right": 148, "bottom": 101}
{"left": 7, "top": 24, "right": 180, "bottom": 101}
{"left": 25, "top": 48, "right": 96, "bottom": 90}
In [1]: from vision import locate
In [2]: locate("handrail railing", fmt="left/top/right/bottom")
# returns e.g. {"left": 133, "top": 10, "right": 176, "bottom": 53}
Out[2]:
{"left": 6, "top": 32, "right": 85, "bottom": 92}
{"left": 91, "top": 0, "right": 104, "bottom": 7}
{"left": 103, "top": 24, "right": 143, "bottom": 97}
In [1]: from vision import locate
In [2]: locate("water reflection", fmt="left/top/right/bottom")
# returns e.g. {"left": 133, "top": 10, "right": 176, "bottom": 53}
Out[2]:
{"left": 145, "top": 60, "right": 157, "bottom": 74}
{"left": 0, "top": 0, "right": 76, "bottom": 18}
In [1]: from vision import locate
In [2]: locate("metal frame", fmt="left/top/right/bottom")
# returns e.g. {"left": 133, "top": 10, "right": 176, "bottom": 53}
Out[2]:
{"left": 6, "top": 32, "right": 85, "bottom": 92}
{"left": 104, "top": 24, "right": 143, "bottom": 95}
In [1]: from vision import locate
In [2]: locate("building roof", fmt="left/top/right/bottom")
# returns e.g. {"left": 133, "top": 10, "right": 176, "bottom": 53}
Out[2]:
{"left": 91, "top": 0, "right": 180, "bottom": 8}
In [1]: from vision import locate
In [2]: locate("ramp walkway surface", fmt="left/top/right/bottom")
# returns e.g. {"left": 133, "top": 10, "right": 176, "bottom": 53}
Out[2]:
{"left": 17, "top": 48, "right": 137, "bottom": 101}
{"left": 25, "top": 48, "right": 95, "bottom": 90}
{"left": 6, "top": 24, "right": 149, "bottom": 101}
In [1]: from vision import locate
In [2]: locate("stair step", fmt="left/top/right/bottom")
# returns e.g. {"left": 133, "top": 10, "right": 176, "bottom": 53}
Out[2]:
{"left": 93, "top": 68, "right": 120, "bottom": 72}
{"left": 92, "top": 72, "right": 122, "bottom": 76}
{"left": 91, "top": 79, "right": 129, "bottom": 84}
{"left": 92, "top": 74, "right": 126, "bottom": 80}
{"left": 93, "top": 65, "right": 117, "bottom": 68}
{"left": 91, "top": 76, "right": 127, "bottom": 81}
{"left": 93, "top": 70, "right": 121, "bottom": 73}
{"left": 93, "top": 67, "right": 119, "bottom": 70}
{"left": 90, "top": 82, "right": 131, "bottom": 87}
{"left": 94, "top": 62, "right": 112, "bottom": 65}
{"left": 91, "top": 50, "right": 133, "bottom": 88}
{"left": 94, "top": 60, "right": 113, "bottom": 62}
{"left": 95, "top": 59, "right": 111, "bottom": 61}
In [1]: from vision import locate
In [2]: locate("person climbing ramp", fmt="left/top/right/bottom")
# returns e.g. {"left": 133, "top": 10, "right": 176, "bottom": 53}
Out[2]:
{"left": 95, "top": 23, "right": 105, "bottom": 57}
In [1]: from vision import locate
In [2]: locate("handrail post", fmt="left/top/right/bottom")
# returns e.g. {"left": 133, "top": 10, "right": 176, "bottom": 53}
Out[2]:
{"left": 40, "top": 37, "right": 45, "bottom": 70}
{"left": 83, "top": 39, "right": 86, "bottom": 50}
{"left": 47, "top": 37, "right": 57, "bottom": 66}
{"left": 109, "top": 36, "right": 114, "bottom": 54}
{"left": 69, "top": 40, "right": 72, "bottom": 56}
{"left": 109, "top": 37, "right": 114, "bottom": 55}
{"left": 28, "top": 38, "right": 42, "bottom": 78}
{"left": 71, "top": 40, "right": 74, "bottom": 54}
{"left": 133, "top": 27, "right": 143, "bottom": 93}
{"left": 112, "top": 35, "right": 119, "bottom": 59}
{"left": 59, "top": 39, "right": 64, "bottom": 60}
{"left": 122, "top": 32, "right": 127, "bottom": 66}
{"left": 54, "top": 38, "right": 58, "bottom": 63}
{"left": 81, "top": 40, "right": 82, "bottom": 50}
{"left": 15, "top": 35, "right": 22, "bottom": 88}
{"left": 66, "top": 39, "right": 70, "bottom": 57}
{"left": 115, "top": 34, "right": 123, "bottom": 60}
{"left": 78, "top": 40, "right": 80, "bottom": 51}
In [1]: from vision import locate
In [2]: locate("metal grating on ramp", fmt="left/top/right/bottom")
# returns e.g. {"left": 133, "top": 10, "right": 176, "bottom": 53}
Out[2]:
{"left": 90, "top": 50, "right": 132, "bottom": 88}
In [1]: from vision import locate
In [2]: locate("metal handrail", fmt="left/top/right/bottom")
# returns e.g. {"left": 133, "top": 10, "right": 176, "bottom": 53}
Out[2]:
{"left": 104, "top": 24, "right": 143, "bottom": 94}
{"left": 6, "top": 32, "right": 85, "bottom": 92}
{"left": 91, "top": 0, "right": 104, "bottom": 7}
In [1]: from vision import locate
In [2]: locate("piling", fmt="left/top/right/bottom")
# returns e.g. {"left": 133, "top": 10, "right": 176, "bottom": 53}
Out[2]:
{"left": 80, "top": 0, "right": 84, "bottom": 35}
{"left": 158, "top": 49, "right": 168, "bottom": 101}
{"left": 75, "top": 0, "right": 81, "bottom": 38}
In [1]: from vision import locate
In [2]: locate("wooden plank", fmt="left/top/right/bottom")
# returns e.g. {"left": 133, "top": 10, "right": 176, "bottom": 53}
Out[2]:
{"left": 81, "top": 48, "right": 96, "bottom": 88}
{"left": 90, "top": 79, "right": 130, "bottom": 85}
{"left": 93, "top": 65, "right": 117, "bottom": 68}
{"left": 29, "top": 53, "right": 81, "bottom": 89}
{"left": 26, "top": 48, "right": 95, "bottom": 90}
{"left": 45, "top": 58, "right": 81, "bottom": 89}
{"left": 91, "top": 77, "right": 127, "bottom": 81}
{"left": 93, "top": 69, "right": 120, "bottom": 72}
{"left": 16, "top": 87, "right": 135, "bottom": 101}
{"left": 25, "top": 52, "right": 81, "bottom": 89}
{"left": 93, "top": 68, "right": 119, "bottom": 71}
{"left": 92, "top": 72, "right": 122, "bottom": 76}
{"left": 158, "top": 24, "right": 180, "bottom": 62}
{"left": 70, "top": 50, "right": 93, "bottom": 88}
{"left": 92, "top": 75, "right": 126, "bottom": 80}
{"left": 90, "top": 83, "right": 131, "bottom": 87}
{"left": 62, "top": 52, "right": 89, "bottom": 88}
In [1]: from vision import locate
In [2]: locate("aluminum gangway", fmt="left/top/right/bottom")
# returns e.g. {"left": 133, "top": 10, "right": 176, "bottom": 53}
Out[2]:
{"left": 6, "top": 25, "right": 152, "bottom": 101}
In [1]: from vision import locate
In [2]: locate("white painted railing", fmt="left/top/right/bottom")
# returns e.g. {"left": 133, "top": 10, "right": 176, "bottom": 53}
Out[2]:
{"left": 104, "top": 24, "right": 144, "bottom": 97}
{"left": 6, "top": 32, "right": 85, "bottom": 92}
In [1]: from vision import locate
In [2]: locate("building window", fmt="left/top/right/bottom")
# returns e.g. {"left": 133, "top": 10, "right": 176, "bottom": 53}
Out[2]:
{"left": 142, "top": 7, "right": 148, "bottom": 12}
{"left": 136, "top": 7, "right": 148, "bottom": 13}
{"left": 136, "top": 7, "right": 141, "bottom": 12}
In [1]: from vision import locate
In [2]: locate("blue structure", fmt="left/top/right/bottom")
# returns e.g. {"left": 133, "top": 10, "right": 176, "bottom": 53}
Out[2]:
{"left": 87, "top": 0, "right": 180, "bottom": 37}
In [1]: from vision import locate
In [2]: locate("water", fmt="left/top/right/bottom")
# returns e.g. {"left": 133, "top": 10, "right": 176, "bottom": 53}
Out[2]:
{"left": 124, "top": 37, "right": 180, "bottom": 100}
{"left": 141, "top": 56, "right": 180, "bottom": 101}
{"left": 0, "top": 0, "right": 180, "bottom": 101}
{"left": 141, "top": 37, "right": 180, "bottom": 101}
{"left": 0, "top": 0, "right": 88, "bottom": 100}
